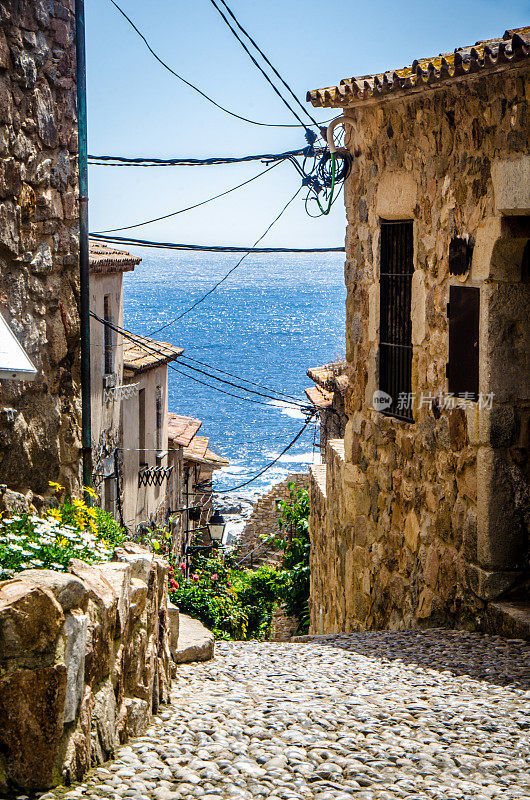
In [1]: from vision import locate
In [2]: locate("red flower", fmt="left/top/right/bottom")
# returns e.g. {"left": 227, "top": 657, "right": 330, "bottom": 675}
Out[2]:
{"left": 179, "top": 562, "right": 186, "bottom": 571}
{"left": 192, "top": 573, "right": 199, "bottom": 581}
{"left": 170, "top": 579, "right": 179, "bottom": 590}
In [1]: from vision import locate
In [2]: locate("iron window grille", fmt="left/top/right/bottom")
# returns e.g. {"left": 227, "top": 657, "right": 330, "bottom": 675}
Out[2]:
{"left": 379, "top": 220, "right": 414, "bottom": 422}
{"left": 103, "top": 294, "right": 114, "bottom": 375}
{"left": 138, "top": 465, "right": 173, "bottom": 488}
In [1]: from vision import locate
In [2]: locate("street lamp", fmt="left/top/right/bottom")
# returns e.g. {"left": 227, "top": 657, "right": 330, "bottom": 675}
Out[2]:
{"left": 207, "top": 509, "right": 226, "bottom": 544}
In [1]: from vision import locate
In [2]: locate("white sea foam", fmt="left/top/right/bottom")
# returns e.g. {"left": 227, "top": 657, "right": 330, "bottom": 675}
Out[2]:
{"left": 264, "top": 450, "right": 314, "bottom": 464}
{"left": 266, "top": 399, "right": 306, "bottom": 420}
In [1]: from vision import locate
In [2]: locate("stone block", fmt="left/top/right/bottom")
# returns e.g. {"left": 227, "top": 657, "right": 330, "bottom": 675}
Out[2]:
{"left": 0, "top": 579, "right": 64, "bottom": 659}
{"left": 404, "top": 509, "right": 420, "bottom": 552}
{"left": 130, "top": 577, "right": 148, "bottom": 619}
{"left": 411, "top": 270, "right": 426, "bottom": 345}
{"left": 0, "top": 665, "right": 67, "bottom": 793}
{"left": 123, "top": 697, "right": 150, "bottom": 738}
{"left": 167, "top": 601, "right": 179, "bottom": 656}
{"left": 97, "top": 562, "right": 131, "bottom": 636}
{"left": 114, "top": 542, "right": 154, "bottom": 584}
{"left": 62, "top": 610, "right": 88, "bottom": 724}
{"left": 476, "top": 447, "right": 526, "bottom": 571}
{"left": 466, "top": 563, "right": 520, "bottom": 600}
{"left": 376, "top": 170, "right": 417, "bottom": 219}
{"left": 69, "top": 560, "right": 118, "bottom": 685}
{"left": 491, "top": 156, "right": 530, "bottom": 215}
{"left": 18, "top": 569, "right": 88, "bottom": 611}
{"left": 91, "top": 679, "right": 118, "bottom": 764}
{"left": 173, "top": 614, "right": 214, "bottom": 664}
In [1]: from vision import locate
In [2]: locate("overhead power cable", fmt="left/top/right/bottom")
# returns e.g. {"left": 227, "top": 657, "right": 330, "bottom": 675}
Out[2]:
{"left": 87, "top": 146, "right": 322, "bottom": 167}
{"left": 147, "top": 185, "right": 303, "bottom": 334}
{"left": 174, "top": 359, "right": 308, "bottom": 407}
{"left": 215, "top": 415, "right": 316, "bottom": 493}
{"left": 180, "top": 356, "right": 303, "bottom": 405}
{"left": 209, "top": 0, "right": 320, "bottom": 129}
{"left": 109, "top": 0, "right": 325, "bottom": 130}
{"left": 90, "top": 161, "right": 282, "bottom": 234}
{"left": 90, "top": 312, "right": 311, "bottom": 412}
{"left": 207, "top": 0, "right": 314, "bottom": 132}
{"left": 88, "top": 232, "right": 344, "bottom": 254}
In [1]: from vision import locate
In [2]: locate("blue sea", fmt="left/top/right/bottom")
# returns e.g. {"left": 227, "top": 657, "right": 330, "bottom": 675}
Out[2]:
{"left": 123, "top": 252, "right": 345, "bottom": 503}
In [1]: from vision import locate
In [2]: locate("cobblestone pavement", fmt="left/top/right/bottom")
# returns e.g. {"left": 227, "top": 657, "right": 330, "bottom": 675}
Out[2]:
{"left": 44, "top": 630, "right": 530, "bottom": 800}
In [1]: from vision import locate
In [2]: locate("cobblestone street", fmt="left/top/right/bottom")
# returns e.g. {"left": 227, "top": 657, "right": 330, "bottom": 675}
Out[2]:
{"left": 44, "top": 631, "right": 530, "bottom": 800}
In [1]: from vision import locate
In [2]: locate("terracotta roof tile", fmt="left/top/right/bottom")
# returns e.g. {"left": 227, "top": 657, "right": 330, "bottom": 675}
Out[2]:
{"left": 183, "top": 436, "right": 229, "bottom": 468}
{"left": 307, "top": 27, "right": 530, "bottom": 108}
{"left": 307, "top": 362, "right": 347, "bottom": 391}
{"left": 183, "top": 435, "right": 210, "bottom": 462}
{"left": 167, "top": 412, "right": 202, "bottom": 447}
{"left": 305, "top": 385, "right": 333, "bottom": 409}
{"left": 89, "top": 241, "right": 141, "bottom": 274}
{"left": 123, "top": 333, "right": 183, "bottom": 373}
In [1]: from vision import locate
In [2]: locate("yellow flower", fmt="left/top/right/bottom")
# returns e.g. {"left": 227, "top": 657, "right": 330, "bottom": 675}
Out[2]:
{"left": 83, "top": 485, "right": 97, "bottom": 499}
{"left": 59, "top": 537, "right": 68, "bottom": 548}
{"left": 49, "top": 481, "right": 64, "bottom": 493}
{"left": 46, "top": 509, "right": 62, "bottom": 521}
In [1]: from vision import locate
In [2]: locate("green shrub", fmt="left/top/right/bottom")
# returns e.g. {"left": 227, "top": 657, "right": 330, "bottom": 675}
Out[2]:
{"left": 275, "top": 483, "right": 311, "bottom": 634}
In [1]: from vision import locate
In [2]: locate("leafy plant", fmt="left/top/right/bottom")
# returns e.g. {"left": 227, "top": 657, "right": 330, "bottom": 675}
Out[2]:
{"left": 0, "top": 482, "right": 126, "bottom": 580}
{"left": 274, "top": 483, "right": 311, "bottom": 634}
{"left": 0, "top": 513, "right": 113, "bottom": 579}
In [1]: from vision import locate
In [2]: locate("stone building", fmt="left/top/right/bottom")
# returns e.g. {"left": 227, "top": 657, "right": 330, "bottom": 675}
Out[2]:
{"left": 306, "top": 28, "right": 530, "bottom": 636}
{"left": 0, "top": 0, "right": 81, "bottom": 499}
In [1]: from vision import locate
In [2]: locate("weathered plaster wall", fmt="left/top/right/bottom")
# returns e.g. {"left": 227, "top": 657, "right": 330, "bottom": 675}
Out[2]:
{"left": 90, "top": 270, "right": 124, "bottom": 498}
{"left": 310, "top": 67, "right": 530, "bottom": 635}
{"left": 0, "top": 0, "right": 81, "bottom": 497}
{"left": 123, "top": 365, "right": 170, "bottom": 530}
{"left": 0, "top": 543, "right": 172, "bottom": 794}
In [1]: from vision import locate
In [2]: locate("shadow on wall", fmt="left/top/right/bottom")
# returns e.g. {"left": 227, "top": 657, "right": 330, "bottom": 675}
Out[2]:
{"left": 296, "top": 629, "right": 530, "bottom": 690}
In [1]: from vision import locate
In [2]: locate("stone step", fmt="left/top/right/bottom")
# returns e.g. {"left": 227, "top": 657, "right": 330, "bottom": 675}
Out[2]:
{"left": 172, "top": 614, "right": 215, "bottom": 663}
{"left": 486, "top": 601, "right": 530, "bottom": 640}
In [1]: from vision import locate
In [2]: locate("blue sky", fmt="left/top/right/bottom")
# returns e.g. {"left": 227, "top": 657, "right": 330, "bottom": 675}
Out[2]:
{"left": 85, "top": 0, "right": 529, "bottom": 249}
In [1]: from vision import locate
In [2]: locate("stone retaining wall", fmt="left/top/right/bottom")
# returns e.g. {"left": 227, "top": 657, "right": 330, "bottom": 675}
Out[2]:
{"left": 0, "top": 543, "right": 172, "bottom": 794}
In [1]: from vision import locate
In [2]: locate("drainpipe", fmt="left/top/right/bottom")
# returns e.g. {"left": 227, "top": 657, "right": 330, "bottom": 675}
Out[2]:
{"left": 75, "top": 0, "right": 93, "bottom": 496}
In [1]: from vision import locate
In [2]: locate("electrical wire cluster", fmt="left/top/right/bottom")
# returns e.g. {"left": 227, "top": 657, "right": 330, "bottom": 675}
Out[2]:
{"left": 90, "top": 0, "right": 347, "bottom": 491}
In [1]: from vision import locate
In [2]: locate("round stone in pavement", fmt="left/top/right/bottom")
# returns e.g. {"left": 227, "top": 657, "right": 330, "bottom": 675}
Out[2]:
{"left": 41, "top": 630, "right": 530, "bottom": 800}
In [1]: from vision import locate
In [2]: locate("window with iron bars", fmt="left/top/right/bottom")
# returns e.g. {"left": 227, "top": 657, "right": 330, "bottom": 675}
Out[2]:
{"left": 379, "top": 220, "right": 414, "bottom": 422}
{"left": 103, "top": 294, "right": 114, "bottom": 375}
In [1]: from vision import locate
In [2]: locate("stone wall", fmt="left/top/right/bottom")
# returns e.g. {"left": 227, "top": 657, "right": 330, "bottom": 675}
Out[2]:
{"left": 309, "top": 66, "right": 530, "bottom": 635}
{"left": 236, "top": 472, "right": 309, "bottom": 567}
{"left": 0, "top": 0, "right": 81, "bottom": 497}
{"left": 0, "top": 543, "right": 172, "bottom": 794}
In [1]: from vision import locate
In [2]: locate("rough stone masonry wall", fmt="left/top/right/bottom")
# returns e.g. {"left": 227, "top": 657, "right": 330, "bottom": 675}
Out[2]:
{"left": 310, "top": 67, "right": 530, "bottom": 635}
{"left": 236, "top": 472, "right": 309, "bottom": 566}
{"left": 0, "top": 543, "right": 172, "bottom": 794}
{"left": 0, "top": 0, "right": 81, "bottom": 497}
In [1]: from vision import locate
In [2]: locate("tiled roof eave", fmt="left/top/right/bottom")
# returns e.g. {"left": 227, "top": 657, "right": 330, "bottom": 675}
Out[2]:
{"left": 123, "top": 353, "right": 183, "bottom": 374}
{"left": 307, "top": 30, "right": 530, "bottom": 108}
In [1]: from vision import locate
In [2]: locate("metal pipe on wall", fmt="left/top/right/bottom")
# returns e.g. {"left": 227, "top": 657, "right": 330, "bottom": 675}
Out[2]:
{"left": 75, "top": 0, "right": 93, "bottom": 495}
